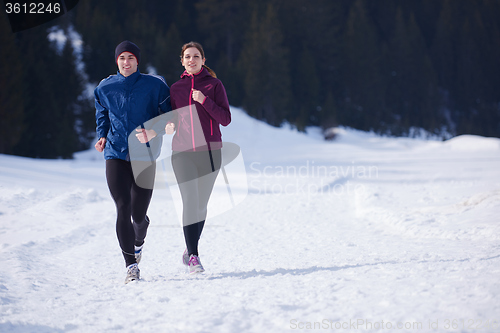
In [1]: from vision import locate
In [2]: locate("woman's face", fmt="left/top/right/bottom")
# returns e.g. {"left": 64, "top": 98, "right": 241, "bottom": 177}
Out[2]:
{"left": 181, "top": 47, "right": 205, "bottom": 75}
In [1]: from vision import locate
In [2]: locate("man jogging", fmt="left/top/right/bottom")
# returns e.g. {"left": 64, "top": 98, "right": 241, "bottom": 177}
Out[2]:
{"left": 94, "top": 40, "right": 171, "bottom": 283}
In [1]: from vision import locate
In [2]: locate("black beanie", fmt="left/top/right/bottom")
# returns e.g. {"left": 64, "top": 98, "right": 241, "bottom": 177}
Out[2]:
{"left": 115, "top": 40, "right": 141, "bottom": 64}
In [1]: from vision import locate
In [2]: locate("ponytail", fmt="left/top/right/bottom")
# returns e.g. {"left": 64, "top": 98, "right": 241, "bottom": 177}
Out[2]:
{"left": 203, "top": 64, "right": 217, "bottom": 78}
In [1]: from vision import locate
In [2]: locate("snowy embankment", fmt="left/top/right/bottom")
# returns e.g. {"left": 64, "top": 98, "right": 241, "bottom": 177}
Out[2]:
{"left": 1, "top": 107, "right": 500, "bottom": 332}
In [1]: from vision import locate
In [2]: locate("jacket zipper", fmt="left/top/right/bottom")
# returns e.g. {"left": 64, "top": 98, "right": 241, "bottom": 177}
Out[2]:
{"left": 189, "top": 75, "right": 196, "bottom": 151}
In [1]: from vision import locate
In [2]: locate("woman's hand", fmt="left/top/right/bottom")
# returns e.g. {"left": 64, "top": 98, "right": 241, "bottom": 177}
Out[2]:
{"left": 95, "top": 137, "right": 106, "bottom": 152}
{"left": 165, "top": 122, "right": 175, "bottom": 135}
{"left": 135, "top": 128, "right": 157, "bottom": 143}
{"left": 192, "top": 89, "right": 206, "bottom": 104}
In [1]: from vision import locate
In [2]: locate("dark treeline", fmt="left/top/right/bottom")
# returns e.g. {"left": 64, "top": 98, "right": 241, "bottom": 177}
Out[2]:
{"left": 1, "top": 0, "right": 500, "bottom": 158}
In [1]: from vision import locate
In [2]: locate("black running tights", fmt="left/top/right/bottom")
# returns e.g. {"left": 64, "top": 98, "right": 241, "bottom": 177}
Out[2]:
{"left": 172, "top": 150, "right": 221, "bottom": 256}
{"left": 106, "top": 159, "right": 153, "bottom": 267}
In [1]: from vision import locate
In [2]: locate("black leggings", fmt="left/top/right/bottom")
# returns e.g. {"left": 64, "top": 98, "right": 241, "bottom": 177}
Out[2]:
{"left": 172, "top": 150, "right": 221, "bottom": 256}
{"left": 106, "top": 159, "right": 153, "bottom": 267}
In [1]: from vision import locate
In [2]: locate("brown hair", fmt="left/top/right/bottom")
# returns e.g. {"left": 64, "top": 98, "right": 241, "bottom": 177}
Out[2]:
{"left": 180, "top": 41, "right": 217, "bottom": 78}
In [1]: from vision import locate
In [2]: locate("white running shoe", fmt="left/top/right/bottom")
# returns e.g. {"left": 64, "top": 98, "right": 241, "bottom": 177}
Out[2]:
{"left": 188, "top": 254, "right": 205, "bottom": 274}
{"left": 125, "top": 263, "right": 140, "bottom": 284}
{"left": 135, "top": 245, "right": 143, "bottom": 264}
{"left": 182, "top": 249, "right": 189, "bottom": 266}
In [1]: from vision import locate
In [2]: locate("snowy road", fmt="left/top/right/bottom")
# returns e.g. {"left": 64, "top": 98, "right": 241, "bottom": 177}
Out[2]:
{"left": 1, "top": 108, "right": 500, "bottom": 332}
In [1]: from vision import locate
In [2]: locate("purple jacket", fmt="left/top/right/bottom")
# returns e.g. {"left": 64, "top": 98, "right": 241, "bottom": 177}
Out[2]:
{"left": 170, "top": 67, "right": 231, "bottom": 152}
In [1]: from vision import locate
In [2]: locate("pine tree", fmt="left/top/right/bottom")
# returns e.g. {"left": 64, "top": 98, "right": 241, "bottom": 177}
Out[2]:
{"left": 0, "top": 13, "right": 24, "bottom": 154}
{"left": 321, "top": 91, "right": 338, "bottom": 131}
{"left": 73, "top": 1, "right": 124, "bottom": 82}
{"left": 240, "top": 3, "right": 292, "bottom": 126}
{"left": 195, "top": 0, "right": 250, "bottom": 105}
{"left": 195, "top": 0, "right": 247, "bottom": 65}
{"left": 406, "top": 12, "right": 439, "bottom": 133}
{"left": 386, "top": 6, "right": 411, "bottom": 132}
{"left": 431, "top": 0, "right": 456, "bottom": 108}
{"left": 52, "top": 39, "right": 75, "bottom": 157}
{"left": 153, "top": 23, "right": 183, "bottom": 85}
{"left": 342, "top": 0, "right": 384, "bottom": 131}
{"left": 13, "top": 25, "right": 61, "bottom": 157}
{"left": 386, "top": 8, "right": 438, "bottom": 134}
{"left": 294, "top": 46, "right": 320, "bottom": 130}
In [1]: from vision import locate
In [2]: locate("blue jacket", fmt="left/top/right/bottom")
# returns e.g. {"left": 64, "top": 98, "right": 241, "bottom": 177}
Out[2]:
{"left": 95, "top": 70, "right": 171, "bottom": 160}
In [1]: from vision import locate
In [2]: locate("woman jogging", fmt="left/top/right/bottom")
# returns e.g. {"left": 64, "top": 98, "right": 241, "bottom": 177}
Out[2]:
{"left": 94, "top": 40, "right": 171, "bottom": 283}
{"left": 166, "top": 41, "right": 231, "bottom": 274}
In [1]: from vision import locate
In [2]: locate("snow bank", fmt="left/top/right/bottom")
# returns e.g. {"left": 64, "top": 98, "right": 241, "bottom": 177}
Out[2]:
{"left": 443, "top": 134, "right": 500, "bottom": 151}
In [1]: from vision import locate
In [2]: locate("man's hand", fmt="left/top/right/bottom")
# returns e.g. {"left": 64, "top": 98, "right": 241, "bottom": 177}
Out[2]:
{"left": 135, "top": 128, "right": 157, "bottom": 143}
{"left": 95, "top": 137, "right": 106, "bottom": 152}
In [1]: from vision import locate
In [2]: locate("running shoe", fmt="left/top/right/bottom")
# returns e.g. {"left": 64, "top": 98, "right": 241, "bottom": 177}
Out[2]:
{"left": 188, "top": 254, "right": 205, "bottom": 274}
{"left": 125, "top": 263, "right": 140, "bottom": 284}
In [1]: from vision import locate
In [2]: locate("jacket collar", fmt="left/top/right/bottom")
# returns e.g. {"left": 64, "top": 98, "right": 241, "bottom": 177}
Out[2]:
{"left": 180, "top": 67, "right": 210, "bottom": 79}
{"left": 117, "top": 69, "right": 141, "bottom": 84}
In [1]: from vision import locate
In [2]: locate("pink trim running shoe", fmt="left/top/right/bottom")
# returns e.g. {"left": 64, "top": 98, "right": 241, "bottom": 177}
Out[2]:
{"left": 188, "top": 254, "right": 205, "bottom": 274}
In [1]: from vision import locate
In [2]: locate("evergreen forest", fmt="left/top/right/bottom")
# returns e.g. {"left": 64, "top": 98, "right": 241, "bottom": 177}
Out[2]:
{"left": 1, "top": 0, "right": 500, "bottom": 158}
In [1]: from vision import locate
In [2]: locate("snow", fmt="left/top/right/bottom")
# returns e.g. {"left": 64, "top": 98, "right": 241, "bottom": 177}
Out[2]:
{"left": 1, "top": 107, "right": 500, "bottom": 332}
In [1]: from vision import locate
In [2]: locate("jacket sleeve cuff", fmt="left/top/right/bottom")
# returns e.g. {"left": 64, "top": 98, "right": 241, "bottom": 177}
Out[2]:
{"left": 97, "top": 130, "right": 108, "bottom": 139}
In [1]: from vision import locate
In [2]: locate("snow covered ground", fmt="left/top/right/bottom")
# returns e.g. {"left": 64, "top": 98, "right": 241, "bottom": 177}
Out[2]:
{"left": 1, "top": 107, "right": 500, "bottom": 332}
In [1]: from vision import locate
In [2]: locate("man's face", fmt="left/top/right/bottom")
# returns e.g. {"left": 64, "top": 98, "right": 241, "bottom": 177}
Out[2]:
{"left": 117, "top": 52, "right": 138, "bottom": 77}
